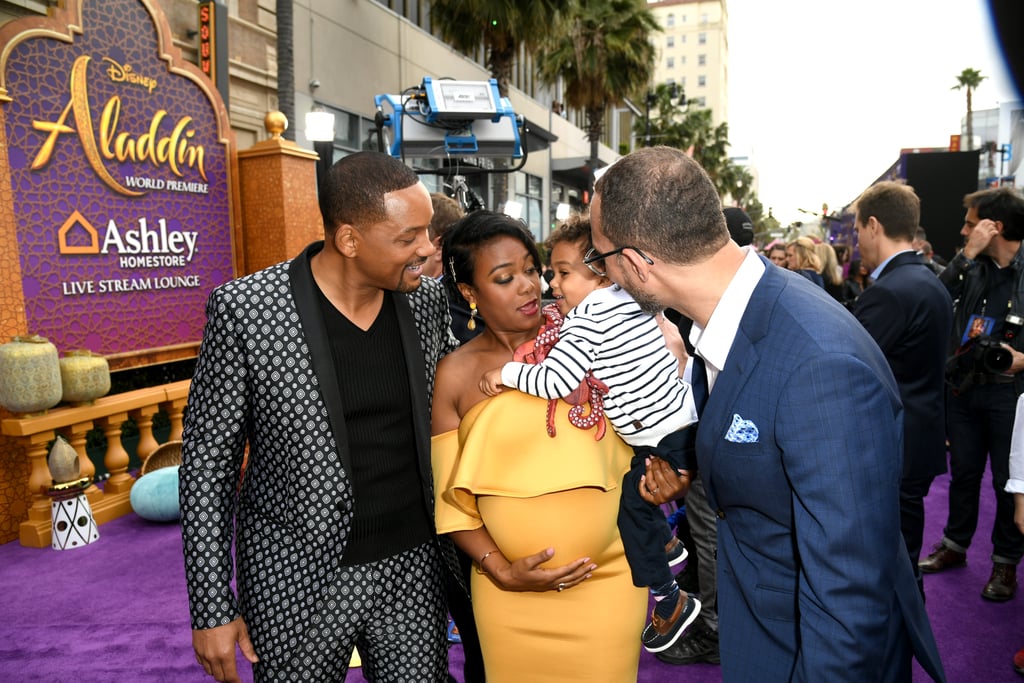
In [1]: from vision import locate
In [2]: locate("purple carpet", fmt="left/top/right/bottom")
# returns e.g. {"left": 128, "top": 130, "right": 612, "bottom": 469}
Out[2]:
{"left": 0, "top": 464, "right": 1021, "bottom": 682}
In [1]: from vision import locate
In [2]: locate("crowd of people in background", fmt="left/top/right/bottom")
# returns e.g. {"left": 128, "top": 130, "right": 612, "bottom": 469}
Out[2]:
{"left": 758, "top": 224, "right": 948, "bottom": 312}
{"left": 179, "top": 146, "right": 1024, "bottom": 682}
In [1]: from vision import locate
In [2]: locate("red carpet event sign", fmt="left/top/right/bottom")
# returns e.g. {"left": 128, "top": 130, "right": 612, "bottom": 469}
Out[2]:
{"left": 0, "top": 0, "right": 234, "bottom": 356}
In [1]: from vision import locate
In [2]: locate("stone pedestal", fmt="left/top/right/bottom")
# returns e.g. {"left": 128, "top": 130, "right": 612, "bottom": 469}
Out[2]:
{"left": 237, "top": 112, "right": 325, "bottom": 276}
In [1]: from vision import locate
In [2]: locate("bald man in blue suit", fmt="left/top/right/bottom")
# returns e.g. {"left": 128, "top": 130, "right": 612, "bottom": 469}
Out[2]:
{"left": 590, "top": 147, "right": 945, "bottom": 682}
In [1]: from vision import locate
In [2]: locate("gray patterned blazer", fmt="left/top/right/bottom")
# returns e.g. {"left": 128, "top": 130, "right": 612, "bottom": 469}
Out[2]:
{"left": 179, "top": 241, "right": 458, "bottom": 638}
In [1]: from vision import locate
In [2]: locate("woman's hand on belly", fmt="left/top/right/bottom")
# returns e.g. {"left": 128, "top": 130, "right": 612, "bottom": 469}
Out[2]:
{"left": 490, "top": 546, "right": 597, "bottom": 593}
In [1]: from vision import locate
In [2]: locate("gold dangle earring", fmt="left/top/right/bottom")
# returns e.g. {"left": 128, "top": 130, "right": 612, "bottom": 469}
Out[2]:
{"left": 468, "top": 302, "right": 478, "bottom": 331}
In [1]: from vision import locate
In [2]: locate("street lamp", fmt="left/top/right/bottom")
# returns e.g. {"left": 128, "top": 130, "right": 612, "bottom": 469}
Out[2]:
{"left": 643, "top": 91, "right": 657, "bottom": 147}
{"left": 304, "top": 105, "right": 336, "bottom": 193}
{"left": 643, "top": 83, "right": 685, "bottom": 147}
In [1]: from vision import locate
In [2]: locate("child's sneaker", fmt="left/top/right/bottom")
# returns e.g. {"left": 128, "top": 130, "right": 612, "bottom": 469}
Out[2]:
{"left": 666, "top": 537, "right": 689, "bottom": 568}
{"left": 641, "top": 592, "right": 701, "bottom": 653}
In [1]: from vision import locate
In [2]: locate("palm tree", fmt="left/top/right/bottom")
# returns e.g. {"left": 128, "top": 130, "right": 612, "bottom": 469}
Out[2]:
{"left": 952, "top": 68, "right": 986, "bottom": 151}
{"left": 276, "top": 0, "right": 295, "bottom": 140}
{"left": 535, "top": 0, "right": 658, "bottom": 176}
{"left": 639, "top": 87, "right": 761, "bottom": 226}
{"left": 429, "top": 0, "right": 573, "bottom": 98}
{"left": 640, "top": 91, "right": 738, "bottom": 196}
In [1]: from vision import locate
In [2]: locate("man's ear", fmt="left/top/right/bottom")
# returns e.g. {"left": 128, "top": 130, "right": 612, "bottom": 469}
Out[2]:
{"left": 620, "top": 248, "right": 652, "bottom": 282}
{"left": 334, "top": 224, "right": 359, "bottom": 257}
{"left": 866, "top": 215, "right": 883, "bottom": 235}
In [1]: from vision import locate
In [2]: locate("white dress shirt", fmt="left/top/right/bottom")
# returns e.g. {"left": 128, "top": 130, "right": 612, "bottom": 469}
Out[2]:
{"left": 688, "top": 246, "right": 766, "bottom": 393}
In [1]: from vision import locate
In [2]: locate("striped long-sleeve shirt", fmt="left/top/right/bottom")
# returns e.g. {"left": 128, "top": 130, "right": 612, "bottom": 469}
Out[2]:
{"left": 501, "top": 285, "right": 697, "bottom": 447}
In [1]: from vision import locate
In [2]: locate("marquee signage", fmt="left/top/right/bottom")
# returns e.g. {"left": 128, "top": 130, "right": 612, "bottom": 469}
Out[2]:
{"left": 198, "top": 1, "right": 229, "bottom": 110}
{"left": 0, "top": 0, "right": 235, "bottom": 358}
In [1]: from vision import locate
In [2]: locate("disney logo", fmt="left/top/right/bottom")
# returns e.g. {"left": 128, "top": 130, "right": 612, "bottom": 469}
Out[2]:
{"left": 102, "top": 57, "right": 157, "bottom": 94}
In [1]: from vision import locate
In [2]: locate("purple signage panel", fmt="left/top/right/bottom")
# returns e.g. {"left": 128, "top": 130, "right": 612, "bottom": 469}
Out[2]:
{"left": 1, "top": 0, "right": 234, "bottom": 356}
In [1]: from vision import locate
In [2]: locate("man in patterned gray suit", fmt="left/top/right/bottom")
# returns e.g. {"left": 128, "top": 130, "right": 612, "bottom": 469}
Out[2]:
{"left": 180, "top": 151, "right": 460, "bottom": 682}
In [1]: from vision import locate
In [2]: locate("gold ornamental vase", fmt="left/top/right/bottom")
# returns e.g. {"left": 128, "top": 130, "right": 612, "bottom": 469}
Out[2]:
{"left": 59, "top": 350, "right": 111, "bottom": 406}
{"left": 0, "top": 335, "right": 63, "bottom": 416}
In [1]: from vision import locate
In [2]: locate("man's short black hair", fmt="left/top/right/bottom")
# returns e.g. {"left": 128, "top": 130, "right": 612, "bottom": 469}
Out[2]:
{"left": 965, "top": 187, "right": 1024, "bottom": 241}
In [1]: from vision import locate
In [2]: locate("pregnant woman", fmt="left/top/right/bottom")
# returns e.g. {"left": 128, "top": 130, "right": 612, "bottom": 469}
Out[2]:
{"left": 431, "top": 211, "right": 646, "bottom": 682}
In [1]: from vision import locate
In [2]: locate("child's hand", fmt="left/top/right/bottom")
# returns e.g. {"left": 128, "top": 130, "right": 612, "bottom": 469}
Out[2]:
{"left": 479, "top": 369, "right": 506, "bottom": 397}
{"left": 655, "top": 312, "right": 688, "bottom": 368}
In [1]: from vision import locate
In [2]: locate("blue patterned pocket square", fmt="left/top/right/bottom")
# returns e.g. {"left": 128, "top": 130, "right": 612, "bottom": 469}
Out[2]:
{"left": 725, "top": 414, "right": 759, "bottom": 443}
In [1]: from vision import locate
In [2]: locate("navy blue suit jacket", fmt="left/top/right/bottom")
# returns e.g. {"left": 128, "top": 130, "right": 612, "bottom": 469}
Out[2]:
{"left": 852, "top": 251, "right": 953, "bottom": 479}
{"left": 697, "top": 259, "right": 945, "bottom": 681}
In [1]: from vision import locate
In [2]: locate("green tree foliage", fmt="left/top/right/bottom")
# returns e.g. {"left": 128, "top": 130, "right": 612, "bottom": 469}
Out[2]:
{"left": 429, "top": 0, "right": 574, "bottom": 98}
{"left": 639, "top": 85, "right": 765, "bottom": 231}
{"left": 952, "top": 68, "right": 986, "bottom": 151}
{"left": 535, "top": 0, "right": 659, "bottom": 170}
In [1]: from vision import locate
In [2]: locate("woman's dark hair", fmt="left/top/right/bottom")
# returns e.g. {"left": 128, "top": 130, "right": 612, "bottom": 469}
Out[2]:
{"left": 441, "top": 211, "right": 541, "bottom": 304}
{"left": 847, "top": 258, "right": 865, "bottom": 282}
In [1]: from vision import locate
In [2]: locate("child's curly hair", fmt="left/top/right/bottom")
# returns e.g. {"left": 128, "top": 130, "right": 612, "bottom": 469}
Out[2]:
{"left": 544, "top": 211, "right": 592, "bottom": 263}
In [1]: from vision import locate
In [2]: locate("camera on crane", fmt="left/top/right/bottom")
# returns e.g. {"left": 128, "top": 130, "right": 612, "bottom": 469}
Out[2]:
{"left": 374, "top": 77, "right": 523, "bottom": 159}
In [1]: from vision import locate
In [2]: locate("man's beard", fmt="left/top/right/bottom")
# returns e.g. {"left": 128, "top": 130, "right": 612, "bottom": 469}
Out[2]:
{"left": 618, "top": 270, "right": 662, "bottom": 315}
{"left": 395, "top": 259, "right": 426, "bottom": 293}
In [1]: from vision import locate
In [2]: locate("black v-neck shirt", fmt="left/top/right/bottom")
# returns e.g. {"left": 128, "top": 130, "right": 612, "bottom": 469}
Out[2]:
{"left": 314, "top": 283, "right": 433, "bottom": 565}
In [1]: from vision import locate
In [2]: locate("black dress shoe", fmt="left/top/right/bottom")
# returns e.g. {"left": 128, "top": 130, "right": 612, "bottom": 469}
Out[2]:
{"left": 918, "top": 544, "right": 967, "bottom": 574}
{"left": 982, "top": 562, "right": 1018, "bottom": 602}
{"left": 655, "top": 622, "right": 720, "bottom": 666}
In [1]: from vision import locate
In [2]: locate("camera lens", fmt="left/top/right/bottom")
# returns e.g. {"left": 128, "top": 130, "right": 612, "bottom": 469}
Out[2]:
{"left": 982, "top": 344, "right": 1014, "bottom": 374}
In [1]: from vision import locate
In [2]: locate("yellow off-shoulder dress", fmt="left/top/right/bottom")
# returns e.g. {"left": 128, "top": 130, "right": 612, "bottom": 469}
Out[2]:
{"left": 433, "top": 391, "right": 646, "bottom": 683}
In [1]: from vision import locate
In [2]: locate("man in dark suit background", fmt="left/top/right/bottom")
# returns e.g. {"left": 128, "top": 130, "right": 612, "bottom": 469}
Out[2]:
{"left": 851, "top": 181, "right": 954, "bottom": 594}
{"left": 592, "top": 147, "right": 945, "bottom": 682}
{"left": 181, "top": 152, "right": 467, "bottom": 682}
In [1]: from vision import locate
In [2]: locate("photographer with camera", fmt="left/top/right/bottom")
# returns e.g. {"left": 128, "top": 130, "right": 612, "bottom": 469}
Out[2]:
{"left": 920, "top": 186, "right": 1024, "bottom": 603}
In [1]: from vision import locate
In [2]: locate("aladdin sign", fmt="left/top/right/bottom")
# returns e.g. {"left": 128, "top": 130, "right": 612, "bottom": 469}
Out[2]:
{"left": 31, "top": 55, "right": 209, "bottom": 197}
{"left": 0, "top": 0, "right": 235, "bottom": 359}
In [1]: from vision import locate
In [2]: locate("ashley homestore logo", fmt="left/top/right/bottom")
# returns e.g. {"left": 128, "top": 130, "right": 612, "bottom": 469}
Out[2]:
{"left": 58, "top": 210, "right": 199, "bottom": 266}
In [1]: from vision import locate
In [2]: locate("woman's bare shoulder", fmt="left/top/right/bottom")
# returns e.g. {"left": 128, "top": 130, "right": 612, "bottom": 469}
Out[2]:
{"left": 434, "top": 351, "right": 467, "bottom": 434}
{"left": 437, "top": 341, "right": 487, "bottom": 381}
{"left": 434, "top": 338, "right": 509, "bottom": 428}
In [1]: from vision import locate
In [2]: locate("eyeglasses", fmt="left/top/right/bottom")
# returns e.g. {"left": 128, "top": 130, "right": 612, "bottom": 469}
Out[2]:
{"left": 582, "top": 246, "right": 654, "bottom": 277}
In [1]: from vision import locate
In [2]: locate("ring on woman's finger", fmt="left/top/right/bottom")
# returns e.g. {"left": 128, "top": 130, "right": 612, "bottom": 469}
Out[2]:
{"left": 557, "top": 582, "right": 565, "bottom": 592}
{"left": 652, "top": 487, "right": 660, "bottom": 493}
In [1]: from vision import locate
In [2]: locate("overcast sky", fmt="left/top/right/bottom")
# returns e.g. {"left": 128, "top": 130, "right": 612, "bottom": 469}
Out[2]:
{"left": 726, "top": 0, "right": 1020, "bottom": 226}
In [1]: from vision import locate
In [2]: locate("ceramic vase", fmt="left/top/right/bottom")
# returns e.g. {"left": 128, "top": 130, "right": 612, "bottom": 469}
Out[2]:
{"left": 59, "top": 350, "right": 111, "bottom": 406}
{"left": 0, "top": 335, "right": 63, "bottom": 416}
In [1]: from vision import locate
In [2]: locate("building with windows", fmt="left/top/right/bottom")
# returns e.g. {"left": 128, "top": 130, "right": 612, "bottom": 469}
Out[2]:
{"left": 0, "top": 0, "right": 638, "bottom": 242}
{"left": 965, "top": 103, "right": 1024, "bottom": 187}
{"left": 646, "top": 0, "right": 728, "bottom": 126}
